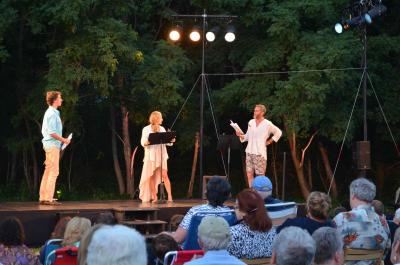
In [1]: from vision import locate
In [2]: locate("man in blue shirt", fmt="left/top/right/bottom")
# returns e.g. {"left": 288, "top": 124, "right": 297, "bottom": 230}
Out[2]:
{"left": 39, "top": 91, "right": 70, "bottom": 205}
{"left": 251, "top": 176, "right": 282, "bottom": 204}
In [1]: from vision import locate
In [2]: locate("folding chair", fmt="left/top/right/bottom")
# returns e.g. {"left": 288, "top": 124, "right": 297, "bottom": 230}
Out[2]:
{"left": 182, "top": 210, "right": 237, "bottom": 250}
{"left": 164, "top": 250, "right": 205, "bottom": 265}
{"left": 46, "top": 246, "right": 78, "bottom": 265}
{"left": 241, "top": 257, "right": 271, "bottom": 265}
{"left": 265, "top": 202, "right": 297, "bottom": 226}
{"left": 43, "top": 239, "right": 62, "bottom": 265}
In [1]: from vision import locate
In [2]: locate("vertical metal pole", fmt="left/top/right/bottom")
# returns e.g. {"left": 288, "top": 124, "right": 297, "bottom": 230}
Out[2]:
{"left": 199, "top": 10, "right": 206, "bottom": 198}
{"left": 282, "top": 152, "right": 286, "bottom": 200}
{"left": 360, "top": 25, "right": 368, "bottom": 178}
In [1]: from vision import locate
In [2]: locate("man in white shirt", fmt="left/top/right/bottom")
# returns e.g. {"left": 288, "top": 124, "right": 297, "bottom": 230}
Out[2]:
{"left": 236, "top": 104, "right": 282, "bottom": 186}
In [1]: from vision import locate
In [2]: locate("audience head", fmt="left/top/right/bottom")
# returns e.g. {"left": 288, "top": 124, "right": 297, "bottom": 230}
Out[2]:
{"left": 51, "top": 216, "right": 71, "bottom": 239}
{"left": 371, "top": 200, "right": 385, "bottom": 216}
{"left": 272, "top": 227, "right": 316, "bottom": 265}
{"left": 152, "top": 234, "right": 178, "bottom": 265}
{"left": 395, "top": 209, "right": 400, "bottom": 225}
{"left": 251, "top": 176, "right": 273, "bottom": 199}
{"left": 94, "top": 212, "right": 116, "bottom": 225}
{"left": 306, "top": 191, "right": 331, "bottom": 221}
{"left": 86, "top": 225, "right": 147, "bottom": 265}
{"left": 236, "top": 189, "right": 272, "bottom": 232}
{"left": 349, "top": 178, "right": 376, "bottom": 207}
{"left": 391, "top": 227, "right": 400, "bottom": 265}
{"left": 78, "top": 224, "right": 103, "bottom": 265}
{"left": 312, "top": 227, "right": 344, "bottom": 265}
{"left": 206, "top": 177, "right": 231, "bottom": 207}
{"left": 197, "top": 216, "right": 231, "bottom": 251}
{"left": 62, "top": 216, "right": 91, "bottom": 246}
{"left": 0, "top": 217, "right": 25, "bottom": 246}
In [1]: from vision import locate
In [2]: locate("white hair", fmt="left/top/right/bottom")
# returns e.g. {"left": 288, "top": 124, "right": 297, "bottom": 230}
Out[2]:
{"left": 257, "top": 190, "right": 272, "bottom": 200}
{"left": 86, "top": 225, "right": 147, "bottom": 265}
{"left": 198, "top": 216, "right": 231, "bottom": 251}
{"left": 350, "top": 178, "right": 376, "bottom": 202}
{"left": 312, "top": 227, "right": 343, "bottom": 265}
{"left": 273, "top": 227, "right": 316, "bottom": 265}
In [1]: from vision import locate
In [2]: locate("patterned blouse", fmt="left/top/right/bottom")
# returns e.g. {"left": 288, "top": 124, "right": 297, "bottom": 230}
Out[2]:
{"left": 333, "top": 204, "right": 391, "bottom": 265}
{"left": 179, "top": 204, "right": 232, "bottom": 230}
{"left": 0, "top": 244, "right": 40, "bottom": 265}
{"left": 227, "top": 222, "right": 276, "bottom": 259}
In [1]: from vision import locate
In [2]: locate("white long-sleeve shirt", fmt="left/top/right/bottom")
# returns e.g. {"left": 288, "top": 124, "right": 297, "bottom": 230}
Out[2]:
{"left": 140, "top": 125, "right": 170, "bottom": 163}
{"left": 241, "top": 119, "right": 282, "bottom": 160}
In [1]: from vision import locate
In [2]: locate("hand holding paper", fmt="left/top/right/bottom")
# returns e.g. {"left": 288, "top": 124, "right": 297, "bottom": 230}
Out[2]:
{"left": 230, "top": 120, "right": 244, "bottom": 135}
{"left": 61, "top": 133, "right": 73, "bottom": 150}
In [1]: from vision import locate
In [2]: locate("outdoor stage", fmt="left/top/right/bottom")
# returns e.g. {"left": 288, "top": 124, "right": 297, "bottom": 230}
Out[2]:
{"left": 0, "top": 199, "right": 221, "bottom": 247}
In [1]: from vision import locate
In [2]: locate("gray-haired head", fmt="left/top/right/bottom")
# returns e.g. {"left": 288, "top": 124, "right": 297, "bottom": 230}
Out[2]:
{"left": 349, "top": 178, "right": 376, "bottom": 203}
{"left": 197, "top": 216, "right": 231, "bottom": 251}
{"left": 273, "top": 227, "right": 316, "bottom": 265}
{"left": 312, "top": 227, "right": 343, "bottom": 265}
{"left": 86, "top": 225, "right": 147, "bottom": 265}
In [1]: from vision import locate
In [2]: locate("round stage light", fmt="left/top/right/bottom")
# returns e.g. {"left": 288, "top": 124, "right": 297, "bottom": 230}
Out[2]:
{"left": 334, "top": 23, "right": 343, "bottom": 34}
{"left": 206, "top": 31, "right": 216, "bottom": 42}
{"left": 224, "top": 32, "right": 235, "bottom": 42}
{"left": 189, "top": 30, "right": 201, "bottom": 42}
{"left": 169, "top": 30, "right": 181, "bottom": 41}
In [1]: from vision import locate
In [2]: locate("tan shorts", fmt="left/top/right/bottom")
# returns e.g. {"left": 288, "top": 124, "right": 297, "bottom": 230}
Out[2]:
{"left": 246, "top": 153, "right": 266, "bottom": 176}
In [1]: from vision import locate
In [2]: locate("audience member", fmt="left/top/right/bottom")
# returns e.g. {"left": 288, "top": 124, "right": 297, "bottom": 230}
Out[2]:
{"left": 331, "top": 206, "right": 347, "bottom": 218}
{"left": 77, "top": 224, "right": 103, "bottom": 265}
{"left": 86, "top": 224, "right": 147, "bottom": 265}
{"left": 312, "top": 227, "right": 344, "bottom": 265}
{"left": 0, "top": 217, "right": 40, "bottom": 265}
{"left": 170, "top": 177, "right": 231, "bottom": 243}
{"left": 371, "top": 199, "right": 385, "bottom": 217}
{"left": 391, "top": 227, "right": 400, "bottom": 265}
{"left": 277, "top": 191, "right": 333, "bottom": 234}
{"left": 169, "top": 215, "right": 184, "bottom": 232}
{"left": 333, "top": 178, "right": 390, "bottom": 265}
{"left": 94, "top": 212, "right": 116, "bottom": 225}
{"left": 39, "top": 216, "right": 71, "bottom": 263}
{"left": 62, "top": 216, "right": 91, "bottom": 247}
{"left": 271, "top": 226, "right": 316, "bottom": 265}
{"left": 227, "top": 189, "right": 276, "bottom": 259}
{"left": 184, "top": 216, "right": 245, "bottom": 265}
{"left": 395, "top": 208, "right": 400, "bottom": 225}
{"left": 151, "top": 234, "right": 178, "bottom": 265}
{"left": 251, "top": 176, "right": 282, "bottom": 204}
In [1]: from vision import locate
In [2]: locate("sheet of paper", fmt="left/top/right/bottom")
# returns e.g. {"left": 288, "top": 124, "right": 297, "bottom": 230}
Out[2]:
{"left": 61, "top": 133, "right": 73, "bottom": 150}
{"left": 230, "top": 120, "right": 244, "bottom": 135}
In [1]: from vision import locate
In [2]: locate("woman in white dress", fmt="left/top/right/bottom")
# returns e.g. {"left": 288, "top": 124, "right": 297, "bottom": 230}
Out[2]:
{"left": 139, "top": 111, "right": 173, "bottom": 202}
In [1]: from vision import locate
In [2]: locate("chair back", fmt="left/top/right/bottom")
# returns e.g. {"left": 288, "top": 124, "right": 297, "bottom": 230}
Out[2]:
{"left": 164, "top": 250, "right": 204, "bottom": 265}
{"left": 344, "top": 248, "right": 384, "bottom": 265}
{"left": 47, "top": 246, "right": 78, "bottom": 265}
{"left": 241, "top": 257, "right": 271, "bottom": 265}
{"left": 44, "top": 239, "right": 62, "bottom": 265}
{"left": 182, "top": 210, "right": 236, "bottom": 250}
{"left": 265, "top": 202, "right": 297, "bottom": 226}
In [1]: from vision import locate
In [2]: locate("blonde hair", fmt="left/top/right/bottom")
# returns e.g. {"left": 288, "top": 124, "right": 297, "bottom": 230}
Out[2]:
{"left": 149, "top": 111, "right": 162, "bottom": 132}
{"left": 255, "top": 104, "right": 267, "bottom": 114}
{"left": 306, "top": 191, "right": 331, "bottom": 220}
{"left": 62, "top": 217, "right": 91, "bottom": 246}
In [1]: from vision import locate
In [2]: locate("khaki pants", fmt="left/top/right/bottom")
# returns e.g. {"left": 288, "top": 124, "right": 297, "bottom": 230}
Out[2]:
{"left": 39, "top": 147, "right": 60, "bottom": 201}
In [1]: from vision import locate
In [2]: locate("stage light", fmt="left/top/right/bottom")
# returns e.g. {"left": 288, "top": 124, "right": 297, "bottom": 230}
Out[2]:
{"left": 224, "top": 25, "right": 236, "bottom": 42}
{"left": 169, "top": 26, "right": 182, "bottom": 42}
{"left": 334, "top": 23, "right": 343, "bottom": 34}
{"left": 206, "top": 27, "right": 219, "bottom": 42}
{"left": 365, "top": 4, "right": 387, "bottom": 23}
{"left": 189, "top": 26, "right": 201, "bottom": 42}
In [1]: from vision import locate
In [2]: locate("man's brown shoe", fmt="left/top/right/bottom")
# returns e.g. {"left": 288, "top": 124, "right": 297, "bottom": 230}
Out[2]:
{"left": 44, "top": 201, "right": 62, "bottom": 205}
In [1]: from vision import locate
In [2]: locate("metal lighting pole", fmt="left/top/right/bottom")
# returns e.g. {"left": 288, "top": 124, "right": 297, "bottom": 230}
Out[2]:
{"left": 171, "top": 11, "right": 237, "bottom": 198}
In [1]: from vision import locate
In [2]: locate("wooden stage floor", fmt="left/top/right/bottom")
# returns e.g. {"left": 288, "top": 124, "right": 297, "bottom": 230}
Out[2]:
{"left": 0, "top": 199, "right": 222, "bottom": 246}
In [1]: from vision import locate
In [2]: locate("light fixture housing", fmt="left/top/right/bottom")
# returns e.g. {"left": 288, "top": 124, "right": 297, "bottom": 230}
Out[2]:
{"left": 224, "top": 25, "right": 236, "bottom": 42}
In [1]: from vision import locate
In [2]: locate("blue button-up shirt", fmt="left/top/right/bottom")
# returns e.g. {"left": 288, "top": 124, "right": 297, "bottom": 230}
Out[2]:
{"left": 184, "top": 250, "right": 246, "bottom": 265}
{"left": 42, "top": 106, "right": 62, "bottom": 149}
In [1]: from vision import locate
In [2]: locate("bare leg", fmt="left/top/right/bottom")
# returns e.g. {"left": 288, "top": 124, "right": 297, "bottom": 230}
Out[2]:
{"left": 246, "top": 170, "right": 254, "bottom": 187}
{"left": 149, "top": 173, "right": 157, "bottom": 201}
{"left": 162, "top": 169, "right": 173, "bottom": 202}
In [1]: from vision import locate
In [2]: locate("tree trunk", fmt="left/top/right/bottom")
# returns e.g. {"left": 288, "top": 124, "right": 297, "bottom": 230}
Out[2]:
{"left": 318, "top": 142, "right": 338, "bottom": 198}
{"left": 307, "top": 158, "right": 313, "bottom": 190}
{"left": 22, "top": 148, "right": 33, "bottom": 194}
{"left": 285, "top": 125, "right": 310, "bottom": 199}
{"left": 110, "top": 106, "right": 125, "bottom": 194}
{"left": 24, "top": 117, "right": 39, "bottom": 193}
{"left": 121, "top": 101, "right": 133, "bottom": 195}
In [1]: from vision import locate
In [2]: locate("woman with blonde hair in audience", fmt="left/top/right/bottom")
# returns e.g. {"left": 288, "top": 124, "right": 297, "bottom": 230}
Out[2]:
{"left": 0, "top": 217, "right": 40, "bottom": 265}
{"left": 277, "top": 191, "right": 333, "bottom": 234}
{"left": 77, "top": 224, "right": 103, "bottom": 265}
{"left": 62, "top": 216, "right": 91, "bottom": 247}
{"left": 227, "top": 189, "right": 276, "bottom": 259}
